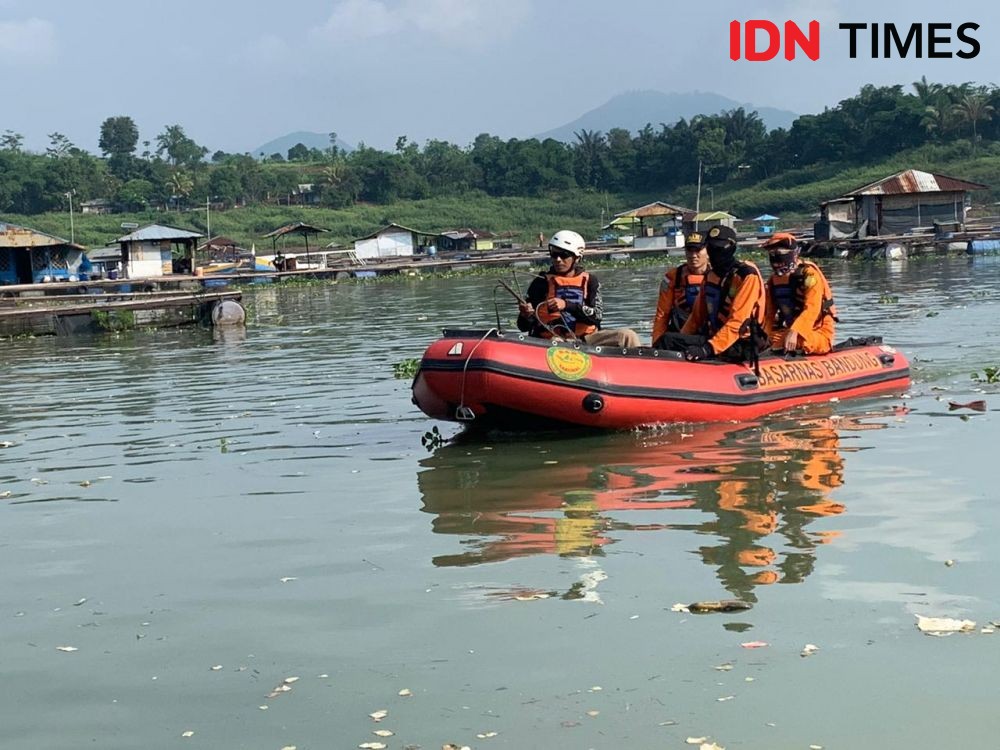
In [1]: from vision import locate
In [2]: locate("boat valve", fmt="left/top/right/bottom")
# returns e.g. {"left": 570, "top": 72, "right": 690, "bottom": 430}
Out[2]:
{"left": 582, "top": 393, "right": 604, "bottom": 413}
{"left": 455, "top": 406, "right": 476, "bottom": 422}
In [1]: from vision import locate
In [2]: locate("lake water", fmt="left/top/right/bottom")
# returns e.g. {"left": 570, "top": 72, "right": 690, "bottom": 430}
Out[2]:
{"left": 2, "top": 255, "right": 999, "bottom": 749}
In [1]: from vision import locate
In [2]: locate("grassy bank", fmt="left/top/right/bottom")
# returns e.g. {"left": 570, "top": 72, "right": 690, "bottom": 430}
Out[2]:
{"left": 6, "top": 141, "right": 1000, "bottom": 250}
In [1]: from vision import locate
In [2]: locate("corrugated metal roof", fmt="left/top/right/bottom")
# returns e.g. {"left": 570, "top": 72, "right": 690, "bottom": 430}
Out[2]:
{"left": 262, "top": 221, "right": 329, "bottom": 239}
{"left": 0, "top": 221, "right": 80, "bottom": 249}
{"left": 615, "top": 201, "right": 693, "bottom": 219}
{"left": 88, "top": 246, "right": 123, "bottom": 261}
{"left": 439, "top": 228, "right": 496, "bottom": 240}
{"left": 693, "top": 211, "right": 739, "bottom": 221}
{"left": 353, "top": 223, "right": 436, "bottom": 241}
{"left": 116, "top": 224, "right": 203, "bottom": 242}
{"left": 844, "top": 170, "right": 988, "bottom": 196}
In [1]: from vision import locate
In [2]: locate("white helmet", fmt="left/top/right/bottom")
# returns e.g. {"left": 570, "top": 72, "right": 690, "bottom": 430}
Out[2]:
{"left": 548, "top": 229, "right": 586, "bottom": 258}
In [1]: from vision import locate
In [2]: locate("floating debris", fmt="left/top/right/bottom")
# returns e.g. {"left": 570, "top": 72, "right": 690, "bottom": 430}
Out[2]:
{"left": 442, "top": 745, "right": 471, "bottom": 750}
{"left": 369, "top": 709, "right": 388, "bottom": 722}
{"left": 73, "top": 598, "right": 87, "bottom": 607}
{"left": 915, "top": 615, "right": 976, "bottom": 635}
{"left": 801, "top": 644, "right": 819, "bottom": 657}
{"left": 280, "top": 577, "right": 297, "bottom": 583}
{"left": 714, "top": 663, "right": 734, "bottom": 671}
{"left": 945, "top": 560, "right": 955, "bottom": 567}
{"left": 283, "top": 676, "right": 300, "bottom": 684}
{"left": 740, "top": 641, "right": 768, "bottom": 649}
{"left": 670, "top": 603, "right": 690, "bottom": 612}
{"left": 686, "top": 737, "right": 708, "bottom": 745}
{"left": 688, "top": 600, "right": 752, "bottom": 614}
{"left": 947, "top": 400, "right": 987, "bottom": 412}
{"left": 79, "top": 480, "right": 91, "bottom": 487}
{"left": 716, "top": 695, "right": 735, "bottom": 702}
{"left": 586, "top": 710, "right": 600, "bottom": 717}
{"left": 266, "top": 683, "right": 293, "bottom": 698}
{"left": 56, "top": 646, "right": 78, "bottom": 652}
{"left": 359, "top": 744, "right": 387, "bottom": 750}
{"left": 181, "top": 730, "right": 195, "bottom": 738}
{"left": 398, "top": 688, "right": 412, "bottom": 697}
{"left": 476, "top": 731, "right": 498, "bottom": 738}
{"left": 210, "top": 665, "right": 223, "bottom": 671}
{"left": 373, "top": 730, "right": 394, "bottom": 737}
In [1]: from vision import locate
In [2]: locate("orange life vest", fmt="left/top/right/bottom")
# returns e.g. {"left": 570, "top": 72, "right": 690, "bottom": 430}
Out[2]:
{"left": 666, "top": 263, "right": 705, "bottom": 331}
{"left": 536, "top": 272, "right": 598, "bottom": 338}
{"left": 703, "top": 260, "right": 764, "bottom": 337}
{"left": 769, "top": 260, "right": 838, "bottom": 328}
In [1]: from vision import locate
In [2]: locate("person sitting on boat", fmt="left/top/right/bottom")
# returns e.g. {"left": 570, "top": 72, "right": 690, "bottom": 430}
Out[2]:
{"left": 762, "top": 232, "right": 837, "bottom": 355}
{"left": 655, "top": 225, "right": 767, "bottom": 363}
{"left": 517, "top": 229, "right": 641, "bottom": 348}
{"left": 650, "top": 231, "right": 709, "bottom": 347}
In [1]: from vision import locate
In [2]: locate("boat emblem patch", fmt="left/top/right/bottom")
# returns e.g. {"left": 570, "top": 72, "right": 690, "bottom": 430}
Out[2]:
{"left": 447, "top": 342, "right": 464, "bottom": 356}
{"left": 546, "top": 347, "right": 592, "bottom": 381}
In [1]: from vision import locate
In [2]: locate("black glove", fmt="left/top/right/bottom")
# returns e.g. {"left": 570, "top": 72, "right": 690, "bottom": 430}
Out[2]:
{"left": 684, "top": 343, "right": 714, "bottom": 362}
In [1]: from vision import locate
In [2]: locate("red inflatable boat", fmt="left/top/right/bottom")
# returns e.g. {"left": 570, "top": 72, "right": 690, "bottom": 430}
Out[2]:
{"left": 412, "top": 329, "right": 911, "bottom": 430}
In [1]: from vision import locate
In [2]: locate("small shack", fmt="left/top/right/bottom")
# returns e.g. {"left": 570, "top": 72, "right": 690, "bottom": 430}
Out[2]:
{"left": 821, "top": 169, "right": 987, "bottom": 238}
{"left": 688, "top": 211, "right": 739, "bottom": 233}
{"left": 753, "top": 214, "right": 780, "bottom": 235}
{"left": 87, "top": 246, "right": 124, "bottom": 278}
{"left": 262, "top": 222, "right": 330, "bottom": 270}
{"left": 437, "top": 228, "right": 504, "bottom": 254}
{"left": 116, "top": 224, "right": 203, "bottom": 278}
{"left": 0, "top": 221, "right": 90, "bottom": 284}
{"left": 613, "top": 202, "right": 692, "bottom": 250}
{"left": 352, "top": 223, "right": 437, "bottom": 261}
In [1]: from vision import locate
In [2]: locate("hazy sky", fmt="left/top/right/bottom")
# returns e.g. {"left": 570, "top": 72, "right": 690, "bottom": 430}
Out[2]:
{"left": 2, "top": 0, "right": 997, "bottom": 154}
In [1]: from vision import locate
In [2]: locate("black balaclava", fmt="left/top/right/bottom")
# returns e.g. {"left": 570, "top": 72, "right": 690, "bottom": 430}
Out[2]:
{"left": 705, "top": 226, "right": 738, "bottom": 276}
{"left": 707, "top": 241, "right": 737, "bottom": 276}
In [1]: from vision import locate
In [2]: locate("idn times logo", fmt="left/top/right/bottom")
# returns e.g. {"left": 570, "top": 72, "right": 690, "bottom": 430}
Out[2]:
{"left": 729, "top": 20, "right": 980, "bottom": 61}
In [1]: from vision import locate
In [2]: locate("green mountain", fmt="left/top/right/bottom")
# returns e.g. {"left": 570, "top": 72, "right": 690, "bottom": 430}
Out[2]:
{"left": 251, "top": 131, "right": 354, "bottom": 159}
{"left": 535, "top": 90, "right": 799, "bottom": 141}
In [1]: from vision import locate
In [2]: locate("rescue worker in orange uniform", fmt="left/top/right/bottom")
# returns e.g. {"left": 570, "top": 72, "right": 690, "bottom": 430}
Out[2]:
{"left": 517, "top": 229, "right": 641, "bottom": 348}
{"left": 656, "top": 225, "right": 766, "bottom": 362}
{"left": 650, "top": 231, "right": 709, "bottom": 347}
{"left": 762, "top": 233, "right": 837, "bottom": 354}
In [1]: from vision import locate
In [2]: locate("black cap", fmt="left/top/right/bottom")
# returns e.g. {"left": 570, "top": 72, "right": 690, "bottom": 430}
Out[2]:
{"left": 705, "top": 226, "right": 737, "bottom": 248}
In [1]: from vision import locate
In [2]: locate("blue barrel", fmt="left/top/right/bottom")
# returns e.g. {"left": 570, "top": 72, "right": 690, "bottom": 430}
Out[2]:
{"left": 967, "top": 239, "right": 1000, "bottom": 255}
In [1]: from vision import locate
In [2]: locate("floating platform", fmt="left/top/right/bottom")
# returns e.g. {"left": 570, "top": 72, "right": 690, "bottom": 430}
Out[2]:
{"left": 0, "top": 290, "right": 243, "bottom": 336}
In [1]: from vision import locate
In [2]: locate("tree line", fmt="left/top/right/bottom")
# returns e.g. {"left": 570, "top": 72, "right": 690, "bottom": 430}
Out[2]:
{"left": 1, "top": 78, "right": 997, "bottom": 217}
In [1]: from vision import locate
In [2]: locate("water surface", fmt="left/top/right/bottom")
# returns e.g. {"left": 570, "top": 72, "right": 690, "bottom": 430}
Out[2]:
{"left": 2, "top": 256, "right": 999, "bottom": 749}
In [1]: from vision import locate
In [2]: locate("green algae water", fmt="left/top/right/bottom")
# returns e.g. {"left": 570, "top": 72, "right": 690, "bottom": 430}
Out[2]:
{"left": 2, "top": 256, "right": 999, "bottom": 749}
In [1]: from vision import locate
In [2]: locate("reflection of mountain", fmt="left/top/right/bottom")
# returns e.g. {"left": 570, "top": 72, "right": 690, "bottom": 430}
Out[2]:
{"left": 418, "top": 408, "right": 895, "bottom": 602}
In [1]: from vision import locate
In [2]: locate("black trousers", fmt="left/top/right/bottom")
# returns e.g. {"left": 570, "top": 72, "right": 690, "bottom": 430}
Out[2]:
{"left": 655, "top": 332, "right": 706, "bottom": 352}
{"left": 655, "top": 332, "right": 752, "bottom": 363}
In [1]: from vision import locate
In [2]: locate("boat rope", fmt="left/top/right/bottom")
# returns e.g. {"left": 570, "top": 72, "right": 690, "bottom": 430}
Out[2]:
{"left": 457, "top": 327, "right": 499, "bottom": 419}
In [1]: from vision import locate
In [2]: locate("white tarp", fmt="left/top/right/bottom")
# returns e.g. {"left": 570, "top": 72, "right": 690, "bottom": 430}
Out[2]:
{"left": 353, "top": 230, "right": 414, "bottom": 260}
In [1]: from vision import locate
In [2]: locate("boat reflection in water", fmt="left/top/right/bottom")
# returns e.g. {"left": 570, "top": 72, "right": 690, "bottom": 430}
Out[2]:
{"left": 417, "top": 406, "right": 899, "bottom": 603}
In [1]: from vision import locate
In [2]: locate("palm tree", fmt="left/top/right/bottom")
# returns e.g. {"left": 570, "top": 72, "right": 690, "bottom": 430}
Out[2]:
{"left": 169, "top": 169, "right": 194, "bottom": 208}
{"left": 953, "top": 91, "right": 995, "bottom": 151}
{"left": 912, "top": 75, "right": 941, "bottom": 105}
